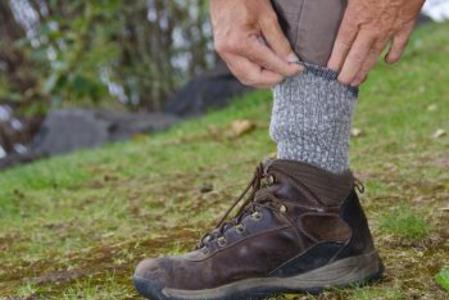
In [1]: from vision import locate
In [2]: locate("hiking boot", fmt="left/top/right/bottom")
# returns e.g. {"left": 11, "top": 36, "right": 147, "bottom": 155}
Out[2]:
{"left": 133, "top": 159, "right": 384, "bottom": 300}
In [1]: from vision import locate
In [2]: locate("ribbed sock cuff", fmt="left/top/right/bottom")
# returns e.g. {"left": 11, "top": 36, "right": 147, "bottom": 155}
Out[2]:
{"left": 302, "top": 63, "right": 359, "bottom": 97}
{"left": 270, "top": 64, "right": 357, "bottom": 174}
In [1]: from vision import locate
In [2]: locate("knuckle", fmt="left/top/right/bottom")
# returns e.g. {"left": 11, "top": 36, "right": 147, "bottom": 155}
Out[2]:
{"left": 353, "top": 74, "right": 364, "bottom": 84}
{"left": 228, "top": 38, "right": 244, "bottom": 53}
{"left": 396, "top": 35, "right": 409, "bottom": 47}
{"left": 261, "top": 12, "right": 278, "bottom": 26}
{"left": 262, "top": 61, "right": 274, "bottom": 71}
{"left": 337, "top": 38, "right": 353, "bottom": 50}
{"left": 272, "top": 77, "right": 283, "bottom": 85}
{"left": 373, "top": 43, "right": 385, "bottom": 53}
{"left": 352, "top": 53, "right": 365, "bottom": 63}
{"left": 215, "top": 36, "right": 242, "bottom": 54}
{"left": 387, "top": 54, "right": 401, "bottom": 64}
{"left": 268, "top": 75, "right": 282, "bottom": 84}
{"left": 369, "top": 28, "right": 383, "bottom": 38}
{"left": 240, "top": 76, "right": 256, "bottom": 87}
{"left": 338, "top": 34, "right": 353, "bottom": 46}
{"left": 239, "top": 78, "right": 250, "bottom": 86}
{"left": 339, "top": 23, "right": 358, "bottom": 39}
{"left": 338, "top": 76, "right": 352, "bottom": 86}
{"left": 214, "top": 41, "right": 228, "bottom": 54}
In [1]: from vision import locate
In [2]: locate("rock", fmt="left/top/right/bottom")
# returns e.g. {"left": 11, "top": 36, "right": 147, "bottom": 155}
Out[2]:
{"left": 31, "top": 109, "right": 179, "bottom": 156}
{"left": 0, "top": 61, "right": 249, "bottom": 169}
{"left": 93, "top": 110, "right": 179, "bottom": 141}
{"left": 0, "top": 152, "right": 45, "bottom": 170}
{"left": 164, "top": 60, "right": 252, "bottom": 117}
{"left": 31, "top": 109, "right": 109, "bottom": 155}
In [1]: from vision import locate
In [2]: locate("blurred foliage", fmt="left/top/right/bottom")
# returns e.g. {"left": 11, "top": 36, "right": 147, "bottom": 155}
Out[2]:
{"left": 0, "top": 0, "right": 213, "bottom": 114}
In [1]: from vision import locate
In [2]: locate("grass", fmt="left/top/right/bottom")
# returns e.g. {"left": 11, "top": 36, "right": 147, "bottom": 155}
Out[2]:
{"left": 350, "top": 286, "right": 405, "bottom": 300}
{"left": 379, "top": 204, "right": 431, "bottom": 241}
{"left": 1, "top": 22, "right": 449, "bottom": 299}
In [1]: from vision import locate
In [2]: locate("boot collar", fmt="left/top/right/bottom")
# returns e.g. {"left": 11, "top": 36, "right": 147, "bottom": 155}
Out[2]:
{"left": 267, "top": 159, "right": 354, "bottom": 207}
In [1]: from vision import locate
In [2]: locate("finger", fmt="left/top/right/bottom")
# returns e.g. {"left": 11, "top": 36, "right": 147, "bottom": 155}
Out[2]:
{"left": 241, "top": 35, "right": 303, "bottom": 77}
{"left": 385, "top": 22, "right": 415, "bottom": 64}
{"left": 338, "top": 31, "right": 377, "bottom": 85}
{"left": 327, "top": 9, "right": 359, "bottom": 71}
{"left": 224, "top": 54, "right": 284, "bottom": 88}
{"left": 258, "top": 12, "right": 299, "bottom": 63}
{"left": 351, "top": 39, "right": 388, "bottom": 86}
{"left": 350, "top": 52, "right": 377, "bottom": 87}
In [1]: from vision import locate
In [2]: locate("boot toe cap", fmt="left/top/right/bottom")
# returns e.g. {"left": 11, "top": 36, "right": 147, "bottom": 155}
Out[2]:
{"left": 134, "top": 258, "right": 173, "bottom": 299}
{"left": 134, "top": 258, "right": 169, "bottom": 283}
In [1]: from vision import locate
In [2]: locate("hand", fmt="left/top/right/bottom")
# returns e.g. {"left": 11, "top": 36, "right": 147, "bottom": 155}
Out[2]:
{"left": 328, "top": 0, "right": 426, "bottom": 86}
{"left": 210, "top": 0, "right": 303, "bottom": 88}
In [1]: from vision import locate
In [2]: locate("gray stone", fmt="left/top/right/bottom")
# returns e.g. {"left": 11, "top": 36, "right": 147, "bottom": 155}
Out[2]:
{"left": 31, "top": 109, "right": 179, "bottom": 156}
{"left": 164, "top": 60, "right": 252, "bottom": 117}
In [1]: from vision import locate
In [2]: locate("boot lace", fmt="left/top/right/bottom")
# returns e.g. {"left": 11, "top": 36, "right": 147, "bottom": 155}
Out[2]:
{"left": 197, "top": 161, "right": 288, "bottom": 249}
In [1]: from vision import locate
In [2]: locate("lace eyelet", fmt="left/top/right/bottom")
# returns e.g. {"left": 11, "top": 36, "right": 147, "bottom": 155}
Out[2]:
{"left": 266, "top": 174, "right": 276, "bottom": 185}
{"left": 235, "top": 224, "right": 245, "bottom": 234}
{"left": 217, "top": 236, "right": 228, "bottom": 247}
{"left": 280, "top": 205, "right": 288, "bottom": 213}
{"left": 251, "top": 211, "right": 263, "bottom": 221}
{"left": 203, "top": 235, "right": 212, "bottom": 243}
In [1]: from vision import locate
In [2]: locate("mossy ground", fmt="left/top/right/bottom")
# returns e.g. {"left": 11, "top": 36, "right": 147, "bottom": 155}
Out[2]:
{"left": 1, "top": 23, "right": 448, "bottom": 300}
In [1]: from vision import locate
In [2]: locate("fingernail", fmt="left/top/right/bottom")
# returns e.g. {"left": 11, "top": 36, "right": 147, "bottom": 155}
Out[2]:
{"left": 294, "top": 63, "right": 305, "bottom": 75}
{"left": 287, "top": 53, "right": 300, "bottom": 64}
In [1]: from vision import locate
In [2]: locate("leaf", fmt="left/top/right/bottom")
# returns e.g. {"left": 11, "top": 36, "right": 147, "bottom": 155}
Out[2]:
{"left": 229, "top": 120, "right": 256, "bottom": 138}
{"left": 427, "top": 104, "right": 438, "bottom": 112}
{"left": 351, "top": 128, "right": 364, "bottom": 137}
{"left": 435, "top": 267, "right": 449, "bottom": 293}
{"left": 432, "top": 129, "right": 446, "bottom": 139}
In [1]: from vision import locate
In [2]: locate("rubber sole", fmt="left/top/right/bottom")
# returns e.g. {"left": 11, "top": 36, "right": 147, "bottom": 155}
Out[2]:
{"left": 133, "top": 251, "right": 384, "bottom": 300}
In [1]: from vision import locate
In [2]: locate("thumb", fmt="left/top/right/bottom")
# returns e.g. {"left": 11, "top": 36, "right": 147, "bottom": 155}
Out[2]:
{"left": 259, "top": 13, "right": 300, "bottom": 64}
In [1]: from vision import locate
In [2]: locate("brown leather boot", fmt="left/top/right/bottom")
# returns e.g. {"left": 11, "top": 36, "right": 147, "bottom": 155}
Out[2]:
{"left": 134, "top": 159, "right": 383, "bottom": 300}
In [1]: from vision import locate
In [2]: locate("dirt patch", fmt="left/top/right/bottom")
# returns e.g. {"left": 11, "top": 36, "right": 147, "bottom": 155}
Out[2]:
{"left": 1, "top": 226, "right": 200, "bottom": 297}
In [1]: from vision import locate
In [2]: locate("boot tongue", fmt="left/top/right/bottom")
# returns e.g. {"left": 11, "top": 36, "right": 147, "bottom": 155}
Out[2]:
{"left": 268, "top": 159, "right": 354, "bottom": 207}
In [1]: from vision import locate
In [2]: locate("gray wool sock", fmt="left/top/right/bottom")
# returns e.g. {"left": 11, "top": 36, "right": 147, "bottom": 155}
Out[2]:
{"left": 270, "top": 64, "right": 357, "bottom": 174}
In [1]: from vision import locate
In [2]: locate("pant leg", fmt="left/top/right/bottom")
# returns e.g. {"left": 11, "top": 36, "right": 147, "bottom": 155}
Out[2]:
{"left": 272, "top": 0, "right": 347, "bottom": 66}
{"left": 269, "top": 0, "right": 356, "bottom": 174}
